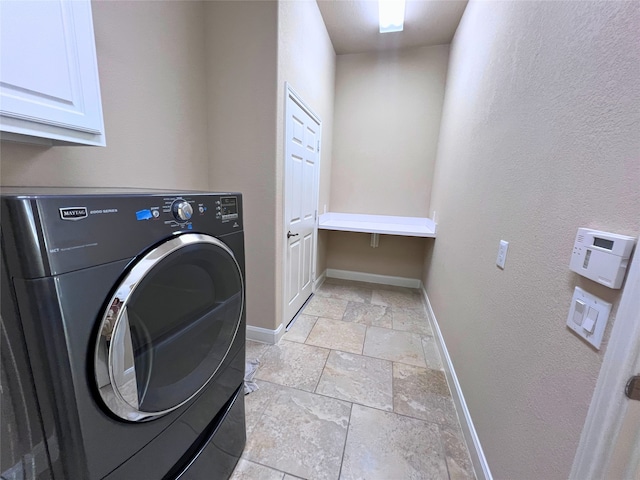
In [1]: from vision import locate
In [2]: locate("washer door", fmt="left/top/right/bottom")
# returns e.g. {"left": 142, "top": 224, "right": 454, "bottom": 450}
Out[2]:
{"left": 94, "top": 233, "right": 244, "bottom": 422}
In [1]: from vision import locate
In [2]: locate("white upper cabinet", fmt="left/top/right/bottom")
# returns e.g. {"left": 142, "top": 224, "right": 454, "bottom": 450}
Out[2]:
{"left": 0, "top": 0, "right": 105, "bottom": 146}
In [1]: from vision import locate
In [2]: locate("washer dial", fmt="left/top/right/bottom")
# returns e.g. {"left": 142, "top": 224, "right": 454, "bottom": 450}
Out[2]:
{"left": 172, "top": 200, "right": 193, "bottom": 222}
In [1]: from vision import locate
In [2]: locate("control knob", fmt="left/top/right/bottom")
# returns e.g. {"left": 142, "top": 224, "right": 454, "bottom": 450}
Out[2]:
{"left": 172, "top": 200, "right": 193, "bottom": 222}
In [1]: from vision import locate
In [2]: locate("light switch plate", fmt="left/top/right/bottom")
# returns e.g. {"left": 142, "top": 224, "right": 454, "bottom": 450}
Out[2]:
{"left": 496, "top": 240, "right": 509, "bottom": 269}
{"left": 566, "top": 286, "right": 611, "bottom": 349}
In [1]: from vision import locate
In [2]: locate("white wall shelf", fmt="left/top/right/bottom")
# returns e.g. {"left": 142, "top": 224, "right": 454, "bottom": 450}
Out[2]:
{"left": 318, "top": 212, "right": 436, "bottom": 238}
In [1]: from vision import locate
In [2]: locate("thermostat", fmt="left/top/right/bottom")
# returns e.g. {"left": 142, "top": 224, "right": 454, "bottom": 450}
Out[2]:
{"left": 569, "top": 228, "right": 635, "bottom": 289}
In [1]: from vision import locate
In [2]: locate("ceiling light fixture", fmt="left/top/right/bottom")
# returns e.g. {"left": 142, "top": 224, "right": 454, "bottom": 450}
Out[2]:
{"left": 379, "top": 0, "right": 406, "bottom": 33}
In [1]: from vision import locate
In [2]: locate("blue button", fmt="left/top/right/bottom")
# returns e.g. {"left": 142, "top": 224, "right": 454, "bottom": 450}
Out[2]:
{"left": 187, "top": 224, "right": 193, "bottom": 230}
{"left": 136, "top": 209, "right": 153, "bottom": 221}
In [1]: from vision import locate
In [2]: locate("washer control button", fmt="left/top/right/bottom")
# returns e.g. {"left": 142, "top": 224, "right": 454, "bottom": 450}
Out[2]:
{"left": 172, "top": 201, "right": 193, "bottom": 222}
{"left": 152, "top": 210, "right": 160, "bottom": 218}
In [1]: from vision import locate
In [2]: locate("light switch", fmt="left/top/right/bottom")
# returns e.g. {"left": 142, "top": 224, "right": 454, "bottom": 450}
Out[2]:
{"left": 572, "top": 300, "right": 586, "bottom": 326}
{"left": 583, "top": 307, "right": 598, "bottom": 333}
{"left": 566, "top": 286, "right": 611, "bottom": 350}
{"left": 496, "top": 240, "right": 509, "bottom": 269}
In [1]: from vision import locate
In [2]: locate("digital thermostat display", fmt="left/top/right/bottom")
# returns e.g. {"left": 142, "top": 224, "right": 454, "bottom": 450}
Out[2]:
{"left": 220, "top": 196, "right": 238, "bottom": 221}
{"left": 593, "top": 237, "right": 614, "bottom": 250}
{"left": 570, "top": 227, "right": 636, "bottom": 289}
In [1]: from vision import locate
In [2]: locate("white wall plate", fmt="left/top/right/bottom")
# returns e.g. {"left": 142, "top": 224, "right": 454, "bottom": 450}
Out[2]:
{"left": 566, "top": 286, "right": 612, "bottom": 350}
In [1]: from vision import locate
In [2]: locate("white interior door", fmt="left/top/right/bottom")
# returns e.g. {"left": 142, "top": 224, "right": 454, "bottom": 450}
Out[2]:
{"left": 284, "top": 88, "right": 320, "bottom": 325}
{"left": 603, "top": 252, "right": 640, "bottom": 480}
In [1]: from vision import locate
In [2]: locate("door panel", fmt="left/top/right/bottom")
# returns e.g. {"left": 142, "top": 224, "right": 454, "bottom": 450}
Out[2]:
{"left": 291, "top": 154, "right": 303, "bottom": 224}
{"left": 302, "top": 233, "right": 313, "bottom": 291}
{"left": 0, "top": 0, "right": 104, "bottom": 134}
{"left": 284, "top": 91, "right": 320, "bottom": 323}
{"left": 287, "top": 238, "right": 301, "bottom": 306}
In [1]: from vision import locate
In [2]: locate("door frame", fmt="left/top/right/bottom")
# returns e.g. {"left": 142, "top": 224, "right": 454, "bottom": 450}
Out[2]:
{"left": 570, "top": 248, "right": 640, "bottom": 478}
{"left": 281, "top": 82, "right": 322, "bottom": 332}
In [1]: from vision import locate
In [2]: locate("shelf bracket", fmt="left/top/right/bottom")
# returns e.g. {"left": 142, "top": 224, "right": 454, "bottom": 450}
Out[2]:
{"left": 370, "top": 233, "right": 380, "bottom": 248}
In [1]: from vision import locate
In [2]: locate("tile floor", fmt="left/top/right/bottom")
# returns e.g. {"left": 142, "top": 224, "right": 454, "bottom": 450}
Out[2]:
{"left": 231, "top": 278, "right": 476, "bottom": 480}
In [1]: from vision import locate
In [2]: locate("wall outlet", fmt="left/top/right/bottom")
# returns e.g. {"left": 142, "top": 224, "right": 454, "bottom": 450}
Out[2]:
{"left": 496, "top": 240, "right": 509, "bottom": 269}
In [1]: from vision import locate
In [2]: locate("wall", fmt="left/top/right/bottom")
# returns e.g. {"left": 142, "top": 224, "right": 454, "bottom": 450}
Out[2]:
{"left": 331, "top": 45, "right": 448, "bottom": 217}
{"left": 326, "top": 45, "right": 448, "bottom": 280}
{"left": 0, "top": 1, "right": 209, "bottom": 190}
{"left": 424, "top": 1, "right": 640, "bottom": 478}
{"left": 326, "top": 231, "right": 427, "bottom": 280}
{"left": 205, "top": 1, "right": 279, "bottom": 331}
{"left": 276, "top": 0, "right": 336, "bottom": 326}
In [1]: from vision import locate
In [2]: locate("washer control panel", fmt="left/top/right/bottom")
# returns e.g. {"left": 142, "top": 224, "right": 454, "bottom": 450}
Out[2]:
{"left": 11, "top": 191, "right": 243, "bottom": 277}
{"left": 130, "top": 195, "right": 241, "bottom": 230}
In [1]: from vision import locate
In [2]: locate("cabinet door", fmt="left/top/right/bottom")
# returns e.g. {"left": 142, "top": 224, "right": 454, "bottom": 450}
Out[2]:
{"left": 0, "top": 0, "right": 105, "bottom": 146}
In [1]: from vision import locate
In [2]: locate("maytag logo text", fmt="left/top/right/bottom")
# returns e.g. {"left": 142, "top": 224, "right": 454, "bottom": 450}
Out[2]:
{"left": 59, "top": 207, "right": 88, "bottom": 221}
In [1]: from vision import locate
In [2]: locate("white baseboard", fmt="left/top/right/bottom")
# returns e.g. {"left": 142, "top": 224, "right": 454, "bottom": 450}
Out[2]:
{"left": 421, "top": 284, "right": 493, "bottom": 480}
{"left": 246, "top": 323, "right": 285, "bottom": 345}
{"left": 325, "top": 268, "right": 421, "bottom": 288}
{"left": 314, "top": 270, "right": 327, "bottom": 290}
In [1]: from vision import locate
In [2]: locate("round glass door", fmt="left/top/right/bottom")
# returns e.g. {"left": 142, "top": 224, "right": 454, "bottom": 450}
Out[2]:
{"left": 94, "top": 233, "right": 244, "bottom": 422}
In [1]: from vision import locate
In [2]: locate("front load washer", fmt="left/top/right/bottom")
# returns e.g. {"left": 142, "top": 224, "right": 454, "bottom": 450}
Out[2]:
{"left": 0, "top": 188, "right": 246, "bottom": 479}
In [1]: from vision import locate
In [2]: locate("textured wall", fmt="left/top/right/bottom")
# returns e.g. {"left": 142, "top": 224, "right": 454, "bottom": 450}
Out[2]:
{"left": 327, "top": 232, "right": 428, "bottom": 280}
{"left": 277, "top": 0, "right": 336, "bottom": 326}
{"left": 0, "top": 1, "right": 209, "bottom": 191}
{"left": 205, "top": 1, "right": 279, "bottom": 331}
{"left": 330, "top": 45, "right": 449, "bottom": 217}
{"left": 424, "top": 1, "right": 640, "bottom": 478}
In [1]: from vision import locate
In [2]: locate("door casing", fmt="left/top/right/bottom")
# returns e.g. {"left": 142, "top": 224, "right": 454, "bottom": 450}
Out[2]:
{"left": 570, "top": 247, "right": 640, "bottom": 478}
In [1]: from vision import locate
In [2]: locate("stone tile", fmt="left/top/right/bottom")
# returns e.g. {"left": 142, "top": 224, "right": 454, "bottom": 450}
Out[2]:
{"left": 371, "top": 289, "right": 424, "bottom": 309}
{"left": 422, "top": 335, "right": 444, "bottom": 371}
{"left": 246, "top": 340, "right": 271, "bottom": 361}
{"left": 316, "top": 350, "right": 393, "bottom": 411}
{"left": 440, "top": 395, "right": 461, "bottom": 428}
{"left": 340, "top": 404, "right": 448, "bottom": 480}
{"left": 241, "top": 282, "right": 467, "bottom": 480}
{"left": 302, "top": 295, "right": 349, "bottom": 320}
{"left": 230, "top": 459, "right": 285, "bottom": 480}
{"left": 255, "top": 340, "right": 329, "bottom": 392}
{"left": 245, "top": 380, "right": 281, "bottom": 436}
{"left": 391, "top": 307, "right": 433, "bottom": 336}
{"left": 363, "top": 326, "right": 426, "bottom": 367}
{"left": 283, "top": 314, "right": 317, "bottom": 343}
{"left": 316, "top": 282, "right": 371, "bottom": 303}
{"left": 440, "top": 424, "right": 476, "bottom": 480}
{"left": 393, "top": 363, "right": 457, "bottom": 426}
{"left": 305, "top": 318, "right": 367, "bottom": 355}
{"left": 342, "top": 301, "right": 393, "bottom": 328}
{"left": 394, "top": 363, "right": 450, "bottom": 397}
{"left": 245, "top": 386, "right": 351, "bottom": 480}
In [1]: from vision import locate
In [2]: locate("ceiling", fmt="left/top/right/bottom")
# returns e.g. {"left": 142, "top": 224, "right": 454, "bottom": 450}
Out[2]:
{"left": 316, "top": 0, "right": 468, "bottom": 55}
